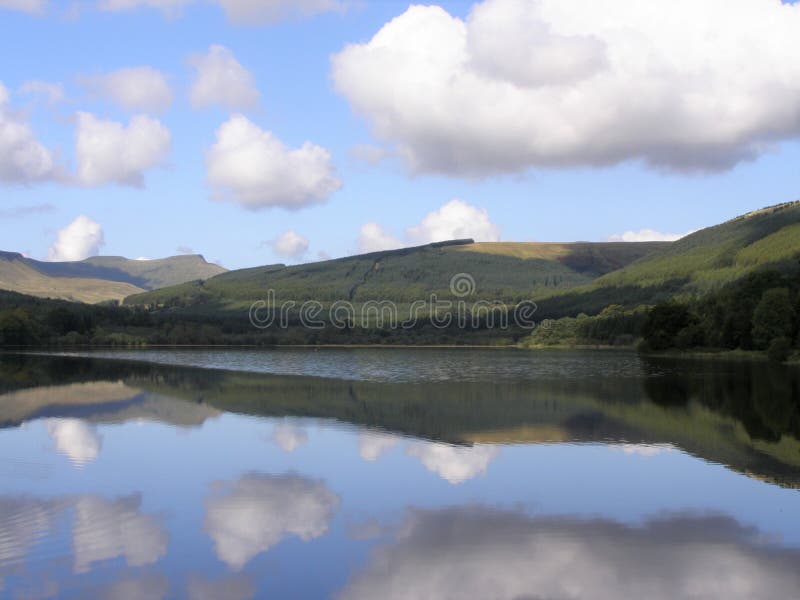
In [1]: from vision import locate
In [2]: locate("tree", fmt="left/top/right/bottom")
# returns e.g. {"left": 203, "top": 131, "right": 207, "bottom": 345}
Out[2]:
{"left": 752, "top": 288, "right": 794, "bottom": 350}
{"left": 642, "top": 303, "right": 691, "bottom": 350}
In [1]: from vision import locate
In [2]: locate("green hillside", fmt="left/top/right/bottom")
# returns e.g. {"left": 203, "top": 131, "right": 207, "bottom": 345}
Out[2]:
{"left": 535, "top": 201, "right": 800, "bottom": 318}
{"left": 124, "top": 240, "right": 666, "bottom": 311}
{"left": 0, "top": 252, "right": 226, "bottom": 304}
{"left": 597, "top": 201, "right": 800, "bottom": 291}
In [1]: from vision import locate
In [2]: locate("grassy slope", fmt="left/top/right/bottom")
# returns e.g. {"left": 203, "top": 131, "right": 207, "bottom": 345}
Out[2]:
{"left": 596, "top": 201, "right": 800, "bottom": 291}
{"left": 0, "top": 252, "right": 226, "bottom": 304}
{"left": 124, "top": 240, "right": 666, "bottom": 310}
{"left": 0, "top": 257, "right": 146, "bottom": 303}
{"left": 534, "top": 200, "right": 800, "bottom": 318}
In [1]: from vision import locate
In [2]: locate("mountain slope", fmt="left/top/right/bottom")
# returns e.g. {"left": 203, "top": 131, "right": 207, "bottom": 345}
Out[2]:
{"left": 533, "top": 201, "right": 800, "bottom": 318}
{"left": 0, "top": 252, "right": 226, "bottom": 303}
{"left": 124, "top": 240, "right": 667, "bottom": 310}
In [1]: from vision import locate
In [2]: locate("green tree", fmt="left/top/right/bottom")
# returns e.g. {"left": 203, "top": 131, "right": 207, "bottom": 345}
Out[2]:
{"left": 752, "top": 288, "right": 794, "bottom": 349}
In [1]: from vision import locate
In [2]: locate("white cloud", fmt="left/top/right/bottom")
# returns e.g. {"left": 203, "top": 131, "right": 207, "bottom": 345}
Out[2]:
{"left": 270, "top": 422, "right": 308, "bottom": 452}
{"left": 0, "top": 0, "right": 46, "bottom": 14}
{"left": 269, "top": 230, "right": 309, "bottom": 258}
{"left": 332, "top": 0, "right": 800, "bottom": 176}
{"left": 84, "top": 67, "right": 173, "bottom": 113}
{"left": 358, "top": 431, "right": 399, "bottom": 462}
{"left": 72, "top": 494, "right": 168, "bottom": 573}
{"left": 205, "top": 474, "right": 339, "bottom": 570}
{"left": 358, "top": 199, "right": 500, "bottom": 253}
{"left": 75, "top": 111, "right": 170, "bottom": 187}
{"left": 406, "top": 442, "right": 499, "bottom": 484}
{"left": 47, "top": 215, "right": 104, "bottom": 262}
{"left": 45, "top": 419, "right": 102, "bottom": 466}
{"left": 407, "top": 199, "right": 500, "bottom": 244}
{"left": 189, "top": 45, "right": 259, "bottom": 110}
{"left": 0, "top": 81, "right": 57, "bottom": 184}
{"left": 206, "top": 114, "right": 340, "bottom": 209}
{"left": 357, "top": 222, "right": 403, "bottom": 254}
{"left": 608, "top": 229, "right": 694, "bottom": 242}
{"left": 341, "top": 508, "right": 800, "bottom": 600}
{"left": 18, "top": 80, "right": 64, "bottom": 105}
{"left": 100, "top": 574, "right": 170, "bottom": 600}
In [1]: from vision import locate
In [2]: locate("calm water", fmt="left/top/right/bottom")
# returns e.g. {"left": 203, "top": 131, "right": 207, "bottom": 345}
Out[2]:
{"left": 1, "top": 349, "right": 799, "bottom": 599}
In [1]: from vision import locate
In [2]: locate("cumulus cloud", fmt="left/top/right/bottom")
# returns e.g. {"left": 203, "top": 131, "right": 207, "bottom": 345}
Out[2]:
{"left": 332, "top": 0, "right": 800, "bottom": 176}
{"left": 45, "top": 419, "right": 102, "bottom": 466}
{"left": 72, "top": 494, "right": 168, "bottom": 573}
{"left": 0, "top": 0, "right": 46, "bottom": 13}
{"left": 75, "top": 111, "right": 170, "bottom": 186}
{"left": 341, "top": 508, "right": 800, "bottom": 600}
{"left": 358, "top": 199, "right": 500, "bottom": 253}
{"left": 47, "top": 215, "right": 104, "bottom": 262}
{"left": 268, "top": 230, "right": 309, "bottom": 258}
{"left": 18, "top": 80, "right": 64, "bottom": 105}
{"left": 0, "top": 81, "right": 57, "bottom": 184}
{"left": 406, "top": 442, "right": 499, "bottom": 484}
{"left": 206, "top": 114, "right": 340, "bottom": 209}
{"left": 608, "top": 229, "right": 694, "bottom": 242}
{"left": 358, "top": 431, "right": 399, "bottom": 462}
{"left": 270, "top": 422, "right": 309, "bottom": 452}
{"left": 83, "top": 67, "right": 173, "bottom": 113}
{"left": 357, "top": 222, "right": 404, "bottom": 254}
{"left": 205, "top": 473, "right": 339, "bottom": 570}
{"left": 189, "top": 45, "right": 259, "bottom": 110}
{"left": 407, "top": 199, "right": 500, "bottom": 244}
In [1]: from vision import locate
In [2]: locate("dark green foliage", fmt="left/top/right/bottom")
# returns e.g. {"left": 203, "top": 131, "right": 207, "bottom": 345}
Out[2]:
{"left": 752, "top": 288, "right": 794, "bottom": 349}
{"left": 768, "top": 338, "right": 792, "bottom": 363}
{"left": 642, "top": 303, "right": 692, "bottom": 351}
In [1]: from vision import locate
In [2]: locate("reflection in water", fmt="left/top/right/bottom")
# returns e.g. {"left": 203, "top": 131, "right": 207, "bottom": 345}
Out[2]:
{"left": 0, "top": 494, "right": 167, "bottom": 577}
{"left": 0, "top": 497, "right": 61, "bottom": 575}
{"left": 610, "top": 443, "right": 674, "bottom": 457}
{"left": 341, "top": 508, "right": 800, "bottom": 600}
{"left": 358, "top": 431, "right": 399, "bottom": 462}
{"left": 186, "top": 574, "right": 255, "bottom": 600}
{"left": 45, "top": 418, "right": 102, "bottom": 466}
{"left": 270, "top": 422, "right": 309, "bottom": 453}
{"left": 73, "top": 494, "right": 168, "bottom": 573}
{"left": 1, "top": 351, "right": 800, "bottom": 597}
{"left": 98, "top": 572, "right": 170, "bottom": 600}
{"left": 205, "top": 474, "right": 340, "bottom": 570}
{"left": 406, "top": 442, "right": 500, "bottom": 484}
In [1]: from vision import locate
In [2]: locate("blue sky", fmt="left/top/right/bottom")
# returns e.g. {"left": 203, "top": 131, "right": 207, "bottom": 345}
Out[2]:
{"left": 1, "top": 0, "right": 799, "bottom": 269}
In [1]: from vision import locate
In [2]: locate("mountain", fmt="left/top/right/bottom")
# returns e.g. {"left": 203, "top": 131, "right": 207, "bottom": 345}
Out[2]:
{"left": 535, "top": 200, "right": 800, "bottom": 318}
{"left": 124, "top": 239, "right": 667, "bottom": 311}
{"left": 0, "top": 252, "right": 226, "bottom": 304}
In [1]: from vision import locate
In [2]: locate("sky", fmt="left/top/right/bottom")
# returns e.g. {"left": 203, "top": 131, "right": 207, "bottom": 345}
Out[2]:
{"left": 1, "top": 0, "right": 799, "bottom": 269}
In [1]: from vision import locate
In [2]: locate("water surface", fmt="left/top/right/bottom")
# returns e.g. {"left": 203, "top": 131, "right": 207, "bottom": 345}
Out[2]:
{"left": 1, "top": 350, "right": 799, "bottom": 599}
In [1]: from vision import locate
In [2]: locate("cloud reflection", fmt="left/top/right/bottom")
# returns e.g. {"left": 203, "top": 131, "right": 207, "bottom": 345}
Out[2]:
{"left": 271, "top": 422, "right": 309, "bottom": 453}
{"left": 406, "top": 442, "right": 499, "bottom": 484}
{"left": 45, "top": 419, "right": 103, "bottom": 466}
{"left": 340, "top": 507, "right": 800, "bottom": 600}
{"left": 205, "top": 473, "right": 340, "bottom": 570}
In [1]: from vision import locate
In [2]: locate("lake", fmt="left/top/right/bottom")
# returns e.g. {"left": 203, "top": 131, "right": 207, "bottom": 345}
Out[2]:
{"left": 1, "top": 349, "right": 799, "bottom": 599}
